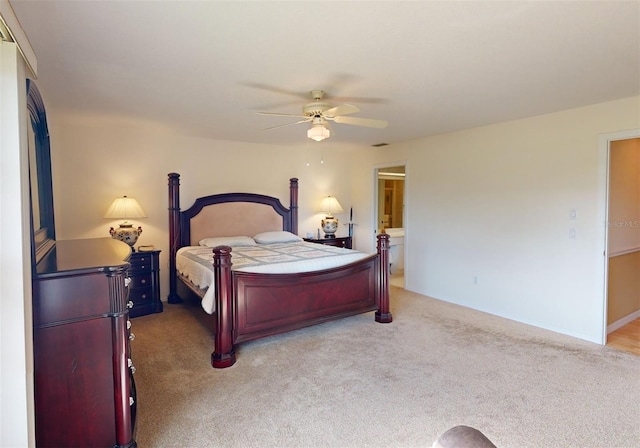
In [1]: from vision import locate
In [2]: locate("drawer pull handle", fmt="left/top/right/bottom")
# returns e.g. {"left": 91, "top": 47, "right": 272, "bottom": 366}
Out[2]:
{"left": 125, "top": 277, "right": 131, "bottom": 287}
{"left": 129, "top": 397, "right": 135, "bottom": 406}
{"left": 127, "top": 301, "right": 134, "bottom": 309}
{"left": 129, "top": 333, "right": 135, "bottom": 341}
{"left": 127, "top": 320, "right": 131, "bottom": 330}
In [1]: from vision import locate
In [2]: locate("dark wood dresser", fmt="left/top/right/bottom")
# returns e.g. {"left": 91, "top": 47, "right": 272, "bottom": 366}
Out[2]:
{"left": 32, "top": 238, "right": 137, "bottom": 448}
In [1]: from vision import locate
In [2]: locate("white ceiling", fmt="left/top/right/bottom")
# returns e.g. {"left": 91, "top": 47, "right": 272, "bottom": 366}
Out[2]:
{"left": 9, "top": 0, "right": 640, "bottom": 148}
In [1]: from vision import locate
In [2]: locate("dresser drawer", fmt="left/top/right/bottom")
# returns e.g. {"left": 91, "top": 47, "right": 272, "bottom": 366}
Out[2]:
{"left": 34, "top": 273, "right": 117, "bottom": 325}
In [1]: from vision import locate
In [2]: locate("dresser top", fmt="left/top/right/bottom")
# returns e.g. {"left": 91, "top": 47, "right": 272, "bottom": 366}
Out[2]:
{"left": 36, "top": 237, "right": 131, "bottom": 277}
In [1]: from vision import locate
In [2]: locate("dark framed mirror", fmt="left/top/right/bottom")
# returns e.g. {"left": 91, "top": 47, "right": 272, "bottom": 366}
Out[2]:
{"left": 27, "top": 80, "right": 56, "bottom": 265}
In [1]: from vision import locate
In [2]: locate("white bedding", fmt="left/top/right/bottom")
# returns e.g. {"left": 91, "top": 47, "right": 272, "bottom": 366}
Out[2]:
{"left": 176, "top": 242, "right": 371, "bottom": 314}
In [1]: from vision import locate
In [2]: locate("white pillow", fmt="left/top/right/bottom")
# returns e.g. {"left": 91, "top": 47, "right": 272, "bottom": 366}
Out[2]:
{"left": 199, "top": 236, "right": 257, "bottom": 248}
{"left": 253, "top": 231, "right": 303, "bottom": 244}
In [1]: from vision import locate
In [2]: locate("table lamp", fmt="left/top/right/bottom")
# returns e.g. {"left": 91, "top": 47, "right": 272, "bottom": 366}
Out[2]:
{"left": 319, "top": 196, "right": 343, "bottom": 237}
{"left": 104, "top": 196, "right": 146, "bottom": 248}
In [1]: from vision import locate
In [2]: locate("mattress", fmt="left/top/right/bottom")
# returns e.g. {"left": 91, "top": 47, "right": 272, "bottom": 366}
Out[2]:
{"left": 176, "top": 242, "right": 371, "bottom": 314}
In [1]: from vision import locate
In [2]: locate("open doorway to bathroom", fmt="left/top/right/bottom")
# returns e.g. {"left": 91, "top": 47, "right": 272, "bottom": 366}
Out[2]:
{"left": 375, "top": 164, "right": 406, "bottom": 288}
{"left": 605, "top": 135, "right": 640, "bottom": 355}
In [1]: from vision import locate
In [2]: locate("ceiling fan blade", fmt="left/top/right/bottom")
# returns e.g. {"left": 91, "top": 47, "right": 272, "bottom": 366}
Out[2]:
{"left": 317, "top": 74, "right": 389, "bottom": 103}
{"left": 242, "top": 82, "right": 309, "bottom": 99}
{"left": 333, "top": 116, "right": 388, "bottom": 128}
{"left": 257, "top": 111, "right": 307, "bottom": 118}
{"left": 262, "top": 118, "right": 311, "bottom": 131}
{"left": 323, "top": 104, "right": 359, "bottom": 118}
{"left": 326, "top": 120, "right": 336, "bottom": 135}
{"left": 330, "top": 96, "right": 389, "bottom": 104}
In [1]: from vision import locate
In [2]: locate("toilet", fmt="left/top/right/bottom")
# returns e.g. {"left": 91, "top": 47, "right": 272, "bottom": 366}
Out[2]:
{"left": 384, "top": 228, "right": 404, "bottom": 275}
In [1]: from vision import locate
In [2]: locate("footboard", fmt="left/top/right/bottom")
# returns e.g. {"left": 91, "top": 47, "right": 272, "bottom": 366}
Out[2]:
{"left": 234, "top": 256, "right": 377, "bottom": 343}
{"left": 211, "top": 233, "right": 391, "bottom": 368}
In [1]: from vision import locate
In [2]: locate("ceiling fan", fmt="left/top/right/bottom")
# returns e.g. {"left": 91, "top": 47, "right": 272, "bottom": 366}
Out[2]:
{"left": 257, "top": 90, "right": 388, "bottom": 141}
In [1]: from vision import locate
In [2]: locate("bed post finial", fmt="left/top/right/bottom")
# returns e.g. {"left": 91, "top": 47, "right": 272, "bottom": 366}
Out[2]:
{"left": 168, "top": 173, "right": 182, "bottom": 304}
{"left": 375, "top": 233, "right": 392, "bottom": 323}
{"left": 290, "top": 177, "right": 299, "bottom": 235}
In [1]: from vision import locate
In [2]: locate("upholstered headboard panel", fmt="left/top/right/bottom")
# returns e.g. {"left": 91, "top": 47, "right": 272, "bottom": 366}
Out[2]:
{"left": 189, "top": 202, "right": 285, "bottom": 246}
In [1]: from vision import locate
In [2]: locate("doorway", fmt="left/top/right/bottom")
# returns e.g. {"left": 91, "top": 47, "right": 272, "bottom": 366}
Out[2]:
{"left": 604, "top": 135, "right": 640, "bottom": 354}
{"left": 375, "top": 164, "right": 406, "bottom": 288}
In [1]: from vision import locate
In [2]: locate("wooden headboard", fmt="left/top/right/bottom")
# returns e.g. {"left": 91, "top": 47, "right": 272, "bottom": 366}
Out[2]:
{"left": 167, "top": 173, "right": 299, "bottom": 302}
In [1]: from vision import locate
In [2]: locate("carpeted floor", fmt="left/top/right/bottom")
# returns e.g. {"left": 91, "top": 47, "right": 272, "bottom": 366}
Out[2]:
{"left": 130, "top": 286, "right": 640, "bottom": 447}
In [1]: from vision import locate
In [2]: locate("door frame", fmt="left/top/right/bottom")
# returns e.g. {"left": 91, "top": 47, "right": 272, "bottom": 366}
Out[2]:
{"left": 598, "top": 129, "right": 640, "bottom": 344}
{"left": 373, "top": 161, "right": 408, "bottom": 283}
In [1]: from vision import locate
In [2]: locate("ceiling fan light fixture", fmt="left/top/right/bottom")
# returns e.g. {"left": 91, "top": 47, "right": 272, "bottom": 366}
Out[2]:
{"left": 258, "top": 89, "right": 387, "bottom": 141}
{"left": 307, "top": 124, "right": 330, "bottom": 142}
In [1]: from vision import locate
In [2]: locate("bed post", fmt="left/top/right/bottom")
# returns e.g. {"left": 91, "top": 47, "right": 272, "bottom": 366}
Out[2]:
{"left": 289, "top": 177, "right": 298, "bottom": 234}
{"left": 375, "top": 233, "right": 393, "bottom": 323}
{"left": 211, "top": 246, "right": 236, "bottom": 368}
{"left": 167, "top": 173, "right": 182, "bottom": 303}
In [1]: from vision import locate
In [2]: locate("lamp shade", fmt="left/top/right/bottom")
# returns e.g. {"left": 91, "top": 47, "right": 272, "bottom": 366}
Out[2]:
{"left": 319, "top": 196, "right": 344, "bottom": 215}
{"left": 104, "top": 196, "right": 147, "bottom": 221}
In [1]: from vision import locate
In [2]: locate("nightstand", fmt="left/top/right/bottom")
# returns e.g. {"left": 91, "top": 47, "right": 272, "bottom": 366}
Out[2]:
{"left": 128, "top": 249, "right": 162, "bottom": 317}
{"left": 303, "top": 236, "right": 352, "bottom": 249}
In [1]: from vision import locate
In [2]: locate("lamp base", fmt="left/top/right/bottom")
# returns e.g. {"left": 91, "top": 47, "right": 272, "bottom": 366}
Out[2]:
{"left": 321, "top": 217, "right": 339, "bottom": 238}
{"left": 109, "top": 224, "right": 142, "bottom": 247}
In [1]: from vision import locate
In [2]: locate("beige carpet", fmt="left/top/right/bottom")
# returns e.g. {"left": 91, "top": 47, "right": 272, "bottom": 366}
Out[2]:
{"left": 131, "top": 286, "right": 640, "bottom": 447}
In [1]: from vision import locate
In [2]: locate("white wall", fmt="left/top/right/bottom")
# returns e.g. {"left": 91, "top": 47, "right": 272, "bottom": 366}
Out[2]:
{"left": 350, "top": 96, "right": 640, "bottom": 343}
{"left": 49, "top": 115, "right": 356, "bottom": 298}
{"left": 0, "top": 40, "right": 34, "bottom": 448}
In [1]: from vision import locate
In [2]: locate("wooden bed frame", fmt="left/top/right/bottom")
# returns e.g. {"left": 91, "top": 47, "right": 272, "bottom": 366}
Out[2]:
{"left": 167, "top": 172, "right": 392, "bottom": 368}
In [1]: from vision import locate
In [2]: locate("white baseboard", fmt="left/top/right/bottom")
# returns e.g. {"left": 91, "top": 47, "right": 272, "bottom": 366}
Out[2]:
{"left": 607, "top": 310, "right": 640, "bottom": 334}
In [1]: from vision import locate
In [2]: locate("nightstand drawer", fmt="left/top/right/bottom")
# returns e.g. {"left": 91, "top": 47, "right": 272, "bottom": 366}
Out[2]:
{"left": 323, "top": 239, "right": 350, "bottom": 248}
{"left": 129, "top": 287, "right": 152, "bottom": 303}
{"left": 303, "top": 236, "right": 352, "bottom": 249}
{"left": 129, "top": 256, "right": 154, "bottom": 272}
{"left": 129, "top": 273, "right": 152, "bottom": 290}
